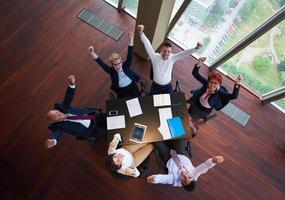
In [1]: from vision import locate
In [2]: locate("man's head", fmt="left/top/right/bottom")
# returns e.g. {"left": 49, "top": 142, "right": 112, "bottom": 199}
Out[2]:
{"left": 46, "top": 110, "right": 66, "bottom": 122}
{"left": 208, "top": 71, "right": 222, "bottom": 92}
{"left": 109, "top": 53, "right": 123, "bottom": 71}
{"left": 180, "top": 170, "right": 196, "bottom": 192}
{"left": 160, "top": 42, "right": 172, "bottom": 60}
{"left": 105, "top": 153, "right": 123, "bottom": 173}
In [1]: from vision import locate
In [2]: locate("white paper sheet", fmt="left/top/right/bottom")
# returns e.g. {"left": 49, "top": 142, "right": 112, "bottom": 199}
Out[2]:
{"left": 126, "top": 98, "right": 143, "bottom": 117}
{"left": 158, "top": 107, "right": 172, "bottom": 140}
{"left": 107, "top": 115, "right": 126, "bottom": 130}
{"left": 153, "top": 94, "right": 171, "bottom": 107}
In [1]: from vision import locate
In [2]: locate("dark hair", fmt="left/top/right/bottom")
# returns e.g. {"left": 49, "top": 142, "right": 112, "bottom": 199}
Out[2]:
{"left": 105, "top": 154, "right": 121, "bottom": 173}
{"left": 182, "top": 180, "right": 196, "bottom": 192}
{"left": 163, "top": 42, "right": 172, "bottom": 48}
{"left": 208, "top": 71, "right": 223, "bottom": 84}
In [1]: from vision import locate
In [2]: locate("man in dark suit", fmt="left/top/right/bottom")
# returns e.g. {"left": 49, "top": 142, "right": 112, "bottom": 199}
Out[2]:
{"left": 88, "top": 32, "right": 140, "bottom": 98}
{"left": 45, "top": 75, "right": 106, "bottom": 149}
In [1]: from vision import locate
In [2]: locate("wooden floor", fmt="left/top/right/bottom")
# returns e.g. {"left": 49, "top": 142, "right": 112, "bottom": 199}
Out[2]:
{"left": 0, "top": 0, "right": 285, "bottom": 199}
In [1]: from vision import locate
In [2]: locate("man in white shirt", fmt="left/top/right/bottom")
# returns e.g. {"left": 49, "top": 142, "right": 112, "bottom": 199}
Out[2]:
{"left": 147, "top": 140, "right": 224, "bottom": 191}
{"left": 137, "top": 25, "right": 203, "bottom": 94}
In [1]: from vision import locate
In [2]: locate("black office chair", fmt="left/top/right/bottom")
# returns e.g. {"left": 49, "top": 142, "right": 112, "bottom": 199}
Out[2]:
{"left": 174, "top": 80, "right": 183, "bottom": 93}
{"left": 140, "top": 79, "right": 150, "bottom": 95}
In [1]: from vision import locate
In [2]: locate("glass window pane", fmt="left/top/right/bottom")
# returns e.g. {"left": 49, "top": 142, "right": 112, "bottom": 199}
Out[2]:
{"left": 221, "top": 20, "right": 285, "bottom": 95}
{"left": 169, "top": 0, "right": 285, "bottom": 63}
{"left": 274, "top": 97, "right": 285, "bottom": 111}
{"left": 170, "top": 0, "right": 184, "bottom": 21}
{"left": 124, "top": 0, "right": 139, "bottom": 17}
{"left": 105, "top": 0, "right": 119, "bottom": 7}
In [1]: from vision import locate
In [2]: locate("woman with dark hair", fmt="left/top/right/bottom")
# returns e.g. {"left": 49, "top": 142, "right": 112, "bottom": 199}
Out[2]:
{"left": 106, "top": 134, "right": 153, "bottom": 178}
{"left": 187, "top": 57, "right": 243, "bottom": 135}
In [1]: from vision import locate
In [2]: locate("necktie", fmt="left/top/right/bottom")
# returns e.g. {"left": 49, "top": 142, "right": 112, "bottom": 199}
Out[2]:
{"left": 170, "top": 149, "right": 182, "bottom": 168}
{"left": 66, "top": 115, "right": 96, "bottom": 120}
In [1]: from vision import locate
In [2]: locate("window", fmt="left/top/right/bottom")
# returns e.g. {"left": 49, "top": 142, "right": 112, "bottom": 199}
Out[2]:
{"left": 274, "top": 97, "right": 285, "bottom": 111}
{"left": 124, "top": 0, "right": 139, "bottom": 17}
{"left": 220, "top": 20, "right": 285, "bottom": 96}
{"left": 169, "top": 0, "right": 285, "bottom": 63}
{"left": 105, "top": 0, "right": 119, "bottom": 8}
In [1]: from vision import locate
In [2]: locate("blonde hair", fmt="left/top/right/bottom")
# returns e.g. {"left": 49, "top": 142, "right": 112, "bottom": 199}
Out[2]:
{"left": 109, "top": 53, "right": 121, "bottom": 63}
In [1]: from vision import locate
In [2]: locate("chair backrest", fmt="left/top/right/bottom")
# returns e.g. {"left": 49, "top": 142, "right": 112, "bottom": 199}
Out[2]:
{"left": 140, "top": 79, "right": 150, "bottom": 95}
{"left": 174, "top": 80, "right": 183, "bottom": 93}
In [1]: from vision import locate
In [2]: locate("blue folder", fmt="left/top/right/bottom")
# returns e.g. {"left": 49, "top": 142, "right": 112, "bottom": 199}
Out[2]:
{"left": 167, "top": 116, "right": 186, "bottom": 138}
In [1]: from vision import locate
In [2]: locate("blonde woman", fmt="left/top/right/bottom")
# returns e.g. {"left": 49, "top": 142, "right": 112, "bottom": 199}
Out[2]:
{"left": 88, "top": 32, "right": 140, "bottom": 98}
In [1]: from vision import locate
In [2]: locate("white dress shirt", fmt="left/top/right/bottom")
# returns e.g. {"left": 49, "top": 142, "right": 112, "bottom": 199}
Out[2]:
{"left": 152, "top": 155, "right": 216, "bottom": 187}
{"left": 140, "top": 32, "right": 197, "bottom": 85}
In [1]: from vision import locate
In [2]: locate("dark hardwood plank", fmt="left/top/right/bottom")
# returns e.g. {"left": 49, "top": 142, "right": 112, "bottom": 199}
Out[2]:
{"left": 0, "top": 0, "right": 284, "bottom": 199}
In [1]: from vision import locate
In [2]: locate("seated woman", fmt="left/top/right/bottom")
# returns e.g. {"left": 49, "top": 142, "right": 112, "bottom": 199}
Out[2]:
{"left": 187, "top": 57, "right": 242, "bottom": 134}
{"left": 106, "top": 133, "right": 153, "bottom": 178}
{"left": 88, "top": 32, "right": 141, "bottom": 98}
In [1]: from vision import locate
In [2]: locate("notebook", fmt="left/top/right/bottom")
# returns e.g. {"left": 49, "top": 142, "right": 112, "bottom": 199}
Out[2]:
{"left": 167, "top": 116, "right": 185, "bottom": 138}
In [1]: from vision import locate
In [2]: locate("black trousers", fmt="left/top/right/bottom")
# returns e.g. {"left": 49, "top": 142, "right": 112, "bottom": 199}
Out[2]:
{"left": 117, "top": 81, "right": 140, "bottom": 98}
{"left": 155, "top": 140, "right": 189, "bottom": 165}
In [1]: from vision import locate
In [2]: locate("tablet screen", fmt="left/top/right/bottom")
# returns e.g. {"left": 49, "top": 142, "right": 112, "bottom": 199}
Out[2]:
{"left": 130, "top": 123, "right": 147, "bottom": 143}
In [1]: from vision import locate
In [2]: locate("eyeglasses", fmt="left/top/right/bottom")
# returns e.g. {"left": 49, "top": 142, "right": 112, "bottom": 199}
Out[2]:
{"left": 112, "top": 61, "right": 122, "bottom": 67}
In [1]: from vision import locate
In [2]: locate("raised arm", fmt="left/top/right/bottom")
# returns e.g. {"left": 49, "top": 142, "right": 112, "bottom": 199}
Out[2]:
{"left": 62, "top": 75, "right": 76, "bottom": 106}
{"left": 108, "top": 133, "right": 122, "bottom": 155}
{"left": 192, "top": 57, "right": 208, "bottom": 85}
{"left": 124, "top": 32, "right": 134, "bottom": 68}
{"left": 117, "top": 166, "right": 140, "bottom": 177}
{"left": 88, "top": 46, "right": 112, "bottom": 74}
{"left": 172, "top": 42, "right": 203, "bottom": 62}
{"left": 137, "top": 25, "right": 156, "bottom": 59}
{"left": 45, "top": 129, "right": 63, "bottom": 149}
{"left": 220, "top": 75, "right": 242, "bottom": 100}
{"left": 147, "top": 174, "right": 174, "bottom": 185}
{"left": 192, "top": 156, "right": 223, "bottom": 180}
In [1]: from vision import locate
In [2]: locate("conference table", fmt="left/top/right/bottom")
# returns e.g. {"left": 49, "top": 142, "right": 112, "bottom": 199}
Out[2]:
{"left": 106, "top": 92, "right": 193, "bottom": 145}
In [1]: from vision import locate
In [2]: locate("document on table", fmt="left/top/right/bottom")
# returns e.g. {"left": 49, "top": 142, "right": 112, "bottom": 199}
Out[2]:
{"left": 157, "top": 107, "right": 172, "bottom": 140}
{"left": 107, "top": 115, "right": 126, "bottom": 130}
{"left": 153, "top": 94, "right": 171, "bottom": 107}
{"left": 126, "top": 98, "right": 142, "bottom": 117}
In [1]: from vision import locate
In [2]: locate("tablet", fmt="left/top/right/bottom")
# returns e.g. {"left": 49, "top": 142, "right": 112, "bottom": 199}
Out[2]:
{"left": 129, "top": 123, "right": 147, "bottom": 143}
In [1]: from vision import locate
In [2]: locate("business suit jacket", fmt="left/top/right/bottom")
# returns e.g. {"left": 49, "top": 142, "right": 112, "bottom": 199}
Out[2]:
{"left": 95, "top": 45, "right": 140, "bottom": 93}
{"left": 188, "top": 64, "right": 240, "bottom": 111}
{"left": 48, "top": 85, "right": 106, "bottom": 142}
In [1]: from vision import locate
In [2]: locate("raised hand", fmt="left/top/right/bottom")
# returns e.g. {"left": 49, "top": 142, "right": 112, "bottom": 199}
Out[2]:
{"left": 88, "top": 46, "right": 98, "bottom": 59}
{"left": 147, "top": 175, "right": 156, "bottom": 183}
{"left": 212, "top": 156, "right": 224, "bottom": 164}
{"left": 137, "top": 24, "right": 145, "bottom": 33}
{"left": 128, "top": 32, "right": 134, "bottom": 41}
{"left": 195, "top": 42, "right": 203, "bottom": 50}
{"left": 45, "top": 139, "right": 56, "bottom": 149}
{"left": 235, "top": 75, "right": 243, "bottom": 85}
{"left": 197, "top": 57, "right": 206, "bottom": 67}
{"left": 67, "top": 75, "right": 75, "bottom": 85}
